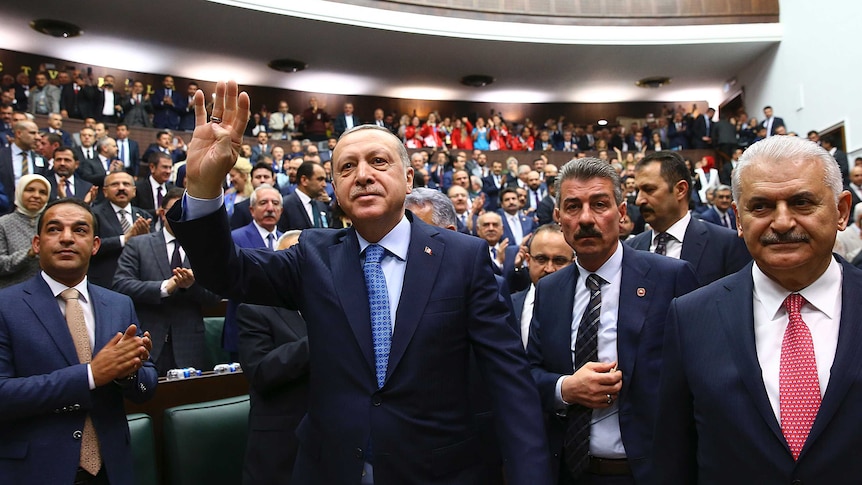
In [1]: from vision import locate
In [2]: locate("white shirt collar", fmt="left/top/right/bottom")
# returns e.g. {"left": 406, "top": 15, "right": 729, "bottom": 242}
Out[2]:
{"left": 356, "top": 215, "right": 411, "bottom": 263}
{"left": 41, "top": 271, "right": 90, "bottom": 304}
{"left": 752, "top": 256, "right": 842, "bottom": 321}
{"left": 252, "top": 220, "right": 278, "bottom": 243}
{"left": 295, "top": 188, "right": 312, "bottom": 206}
{"left": 655, "top": 211, "right": 691, "bottom": 244}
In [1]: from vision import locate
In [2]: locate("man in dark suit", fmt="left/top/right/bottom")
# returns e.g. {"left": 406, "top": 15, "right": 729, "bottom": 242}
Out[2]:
{"left": 119, "top": 80, "right": 152, "bottom": 128}
{"left": 528, "top": 158, "right": 698, "bottom": 485}
{"left": 250, "top": 131, "right": 272, "bottom": 164}
{"left": 510, "top": 223, "right": 573, "bottom": 348}
{"left": 236, "top": 230, "right": 308, "bottom": 485}
{"left": 652, "top": 135, "right": 862, "bottom": 484}
{"left": 333, "top": 102, "right": 361, "bottom": 138}
{"left": 719, "top": 147, "right": 743, "bottom": 186}
{"left": 89, "top": 171, "right": 151, "bottom": 288}
{"left": 690, "top": 107, "right": 714, "bottom": 149}
{"left": 141, "top": 130, "right": 187, "bottom": 170}
{"left": 627, "top": 151, "right": 750, "bottom": 286}
{"left": 846, "top": 165, "right": 862, "bottom": 221}
{"left": 821, "top": 136, "right": 849, "bottom": 185}
{"left": 0, "top": 197, "right": 156, "bottom": 484}
{"left": 699, "top": 184, "right": 737, "bottom": 230}
{"left": 760, "top": 105, "right": 785, "bottom": 137}
{"left": 113, "top": 188, "right": 221, "bottom": 375}
{"left": 178, "top": 82, "right": 198, "bottom": 131}
{"left": 0, "top": 120, "right": 48, "bottom": 213}
{"left": 169, "top": 82, "right": 552, "bottom": 484}
{"left": 498, "top": 187, "right": 536, "bottom": 247}
{"left": 132, "top": 152, "right": 175, "bottom": 221}
{"left": 152, "top": 75, "right": 184, "bottom": 130}
{"left": 114, "top": 124, "right": 141, "bottom": 177}
{"left": 225, "top": 185, "right": 283, "bottom": 361}
{"left": 277, "top": 161, "right": 330, "bottom": 232}
{"left": 59, "top": 71, "right": 87, "bottom": 120}
{"left": 72, "top": 127, "right": 99, "bottom": 169}
{"left": 482, "top": 160, "right": 507, "bottom": 211}
{"left": 45, "top": 146, "right": 94, "bottom": 202}
{"left": 83, "top": 74, "right": 121, "bottom": 124}
{"left": 667, "top": 112, "right": 690, "bottom": 150}
{"left": 79, "top": 137, "right": 124, "bottom": 193}
{"left": 41, "top": 113, "right": 74, "bottom": 147}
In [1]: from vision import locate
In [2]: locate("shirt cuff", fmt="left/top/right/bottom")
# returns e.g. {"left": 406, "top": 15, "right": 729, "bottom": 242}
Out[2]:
{"left": 555, "top": 375, "right": 571, "bottom": 410}
{"left": 119, "top": 235, "right": 126, "bottom": 247}
{"left": 160, "top": 280, "right": 171, "bottom": 298}
{"left": 182, "top": 190, "right": 224, "bottom": 220}
{"left": 86, "top": 364, "right": 95, "bottom": 390}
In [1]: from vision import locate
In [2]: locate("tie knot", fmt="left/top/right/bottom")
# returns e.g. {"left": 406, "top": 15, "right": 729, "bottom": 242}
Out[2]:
{"left": 586, "top": 274, "right": 604, "bottom": 291}
{"left": 118, "top": 209, "right": 127, "bottom": 216}
{"left": 60, "top": 288, "right": 81, "bottom": 302}
{"left": 365, "top": 244, "right": 385, "bottom": 265}
{"left": 784, "top": 293, "right": 806, "bottom": 315}
{"left": 656, "top": 232, "right": 672, "bottom": 245}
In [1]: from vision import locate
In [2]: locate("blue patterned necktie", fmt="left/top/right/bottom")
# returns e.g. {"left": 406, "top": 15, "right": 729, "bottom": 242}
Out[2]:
{"left": 564, "top": 273, "right": 605, "bottom": 480}
{"left": 363, "top": 244, "right": 391, "bottom": 388}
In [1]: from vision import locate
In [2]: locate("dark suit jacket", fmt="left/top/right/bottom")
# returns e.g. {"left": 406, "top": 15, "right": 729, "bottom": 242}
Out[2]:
{"left": 333, "top": 114, "right": 361, "bottom": 137}
{"left": 536, "top": 194, "right": 556, "bottom": 226}
{"left": 119, "top": 95, "right": 152, "bottom": 128}
{"left": 59, "top": 83, "right": 85, "bottom": 119}
{"left": 230, "top": 199, "right": 253, "bottom": 230}
{"left": 527, "top": 245, "right": 698, "bottom": 484}
{"left": 832, "top": 148, "right": 850, "bottom": 184}
{"left": 481, "top": 174, "right": 504, "bottom": 211}
{"left": 761, "top": 116, "right": 785, "bottom": 137}
{"left": 168, "top": 206, "right": 553, "bottom": 484}
{"left": 141, "top": 144, "right": 186, "bottom": 167}
{"left": 131, "top": 178, "right": 175, "bottom": 218}
{"left": 45, "top": 171, "right": 94, "bottom": 203}
{"left": 691, "top": 114, "right": 713, "bottom": 149}
{"left": 0, "top": 275, "right": 157, "bottom": 484}
{"left": 89, "top": 202, "right": 149, "bottom": 289}
{"left": 498, "top": 210, "right": 536, "bottom": 246}
{"left": 626, "top": 217, "right": 751, "bottom": 286}
{"left": 113, "top": 231, "right": 221, "bottom": 373}
{"left": 115, "top": 138, "right": 141, "bottom": 177}
{"left": 653, "top": 259, "right": 862, "bottom": 484}
{"left": 236, "top": 303, "right": 309, "bottom": 485}
{"left": 698, "top": 205, "right": 736, "bottom": 229}
{"left": 224, "top": 223, "right": 281, "bottom": 354}
{"left": 40, "top": 127, "right": 73, "bottom": 147}
{"left": 667, "top": 120, "right": 690, "bottom": 149}
{"left": 77, "top": 155, "right": 114, "bottom": 188}
{"left": 277, "top": 191, "right": 330, "bottom": 232}
{"left": 0, "top": 146, "right": 48, "bottom": 214}
{"left": 151, "top": 89, "right": 185, "bottom": 130}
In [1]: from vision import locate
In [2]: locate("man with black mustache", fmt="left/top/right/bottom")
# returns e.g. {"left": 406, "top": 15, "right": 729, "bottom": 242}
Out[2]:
{"left": 652, "top": 135, "right": 862, "bottom": 484}
{"left": 88, "top": 171, "right": 151, "bottom": 288}
{"left": 528, "top": 158, "right": 698, "bottom": 484}
{"left": 626, "top": 150, "right": 750, "bottom": 286}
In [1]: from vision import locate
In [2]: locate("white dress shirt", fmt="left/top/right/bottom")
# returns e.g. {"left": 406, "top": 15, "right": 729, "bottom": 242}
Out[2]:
{"left": 648, "top": 211, "right": 691, "bottom": 259}
{"left": 555, "top": 241, "right": 626, "bottom": 458}
{"left": 520, "top": 284, "right": 536, "bottom": 349}
{"left": 252, "top": 221, "right": 278, "bottom": 249}
{"left": 43, "top": 272, "right": 97, "bottom": 389}
{"left": 505, "top": 212, "right": 524, "bottom": 246}
{"left": 295, "top": 189, "right": 316, "bottom": 226}
{"left": 752, "top": 258, "right": 841, "bottom": 423}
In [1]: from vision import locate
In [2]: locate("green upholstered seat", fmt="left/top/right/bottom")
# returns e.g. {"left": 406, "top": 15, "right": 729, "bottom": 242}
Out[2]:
{"left": 126, "top": 413, "right": 158, "bottom": 485}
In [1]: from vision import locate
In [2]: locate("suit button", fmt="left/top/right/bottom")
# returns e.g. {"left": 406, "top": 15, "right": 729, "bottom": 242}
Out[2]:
{"left": 354, "top": 448, "right": 363, "bottom": 459}
{"left": 371, "top": 394, "right": 382, "bottom": 406}
{"left": 73, "top": 404, "right": 81, "bottom": 410}
{"left": 73, "top": 430, "right": 83, "bottom": 440}
{"left": 791, "top": 481, "right": 803, "bottom": 485}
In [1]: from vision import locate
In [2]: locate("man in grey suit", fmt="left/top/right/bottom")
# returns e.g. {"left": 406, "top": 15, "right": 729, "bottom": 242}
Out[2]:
{"left": 113, "top": 187, "right": 221, "bottom": 375}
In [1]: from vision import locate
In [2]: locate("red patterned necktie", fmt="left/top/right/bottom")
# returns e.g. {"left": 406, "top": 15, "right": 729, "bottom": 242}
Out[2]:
{"left": 779, "top": 293, "right": 821, "bottom": 460}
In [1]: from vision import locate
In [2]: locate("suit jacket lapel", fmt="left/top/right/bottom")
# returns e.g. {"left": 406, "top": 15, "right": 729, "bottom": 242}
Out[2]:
{"left": 681, "top": 218, "right": 707, "bottom": 271}
{"left": 292, "top": 195, "right": 312, "bottom": 227}
{"left": 149, "top": 233, "right": 172, "bottom": 278}
{"left": 23, "top": 277, "right": 79, "bottom": 365}
{"left": 617, "top": 246, "right": 654, "bottom": 395}
{"left": 89, "top": 285, "right": 118, "bottom": 356}
{"left": 547, "top": 265, "right": 577, "bottom": 373}
{"left": 387, "top": 220, "right": 443, "bottom": 383}
{"left": 329, "top": 229, "right": 376, "bottom": 375}
{"left": 803, "top": 259, "right": 862, "bottom": 457}
{"left": 714, "top": 265, "right": 787, "bottom": 449}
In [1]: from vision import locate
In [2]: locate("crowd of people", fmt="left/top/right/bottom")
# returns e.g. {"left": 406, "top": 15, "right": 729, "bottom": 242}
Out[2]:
{"left": 3, "top": 72, "right": 862, "bottom": 484}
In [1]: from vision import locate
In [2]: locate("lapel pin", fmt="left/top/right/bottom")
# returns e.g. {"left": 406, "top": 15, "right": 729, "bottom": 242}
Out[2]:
{"left": 637, "top": 287, "right": 646, "bottom": 297}
{"left": 424, "top": 246, "right": 433, "bottom": 255}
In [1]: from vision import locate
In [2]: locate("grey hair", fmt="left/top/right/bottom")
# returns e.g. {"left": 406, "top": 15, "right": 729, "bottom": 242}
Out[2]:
{"left": 555, "top": 157, "right": 623, "bottom": 208}
{"left": 404, "top": 187, "right": 457, "bottom": 228}
{"left": 277, "top": 229, "right": 302, "bottom": 249}
{"left": 249, "top": 183, "right": 281, "bottom": 207}
{"left": 733, "top": 136, "right": 842, "bottom": 202}
{"left": 339, "top": 124, "right": 410, "bottom": 170}
{"left": 97, "top": 136, "right": 116, "bottom": 153}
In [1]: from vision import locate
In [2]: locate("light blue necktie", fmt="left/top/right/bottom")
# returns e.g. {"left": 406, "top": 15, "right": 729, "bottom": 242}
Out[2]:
{"left": 363, "top": 244, "right": 391, "bottom": 388}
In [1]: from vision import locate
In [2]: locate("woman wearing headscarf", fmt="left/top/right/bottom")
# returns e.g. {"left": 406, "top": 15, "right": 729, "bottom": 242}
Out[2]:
{"left": 0, "top": 174, "right": 51, "bottom": 288}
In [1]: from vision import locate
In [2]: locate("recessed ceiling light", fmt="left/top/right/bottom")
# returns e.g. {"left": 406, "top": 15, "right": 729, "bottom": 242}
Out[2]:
{"left": 597, "top": 119, "right": 608, "bottom": 126}
{"left": 636, "top": 76, "right": 672, "bottom": 89}
{"left": 30, "top": 19, "right": 82, "bottom": 38}
{"left": 268, "top": 59, "right": 307, "bottom": 73}
{"left": 461, "top": 75, "right": 495, "bottom": 88}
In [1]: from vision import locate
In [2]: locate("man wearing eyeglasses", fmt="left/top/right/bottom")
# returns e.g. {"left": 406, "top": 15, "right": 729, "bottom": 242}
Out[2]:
{"left": 511, "top": 224, "right": 572, "bottom": 349}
